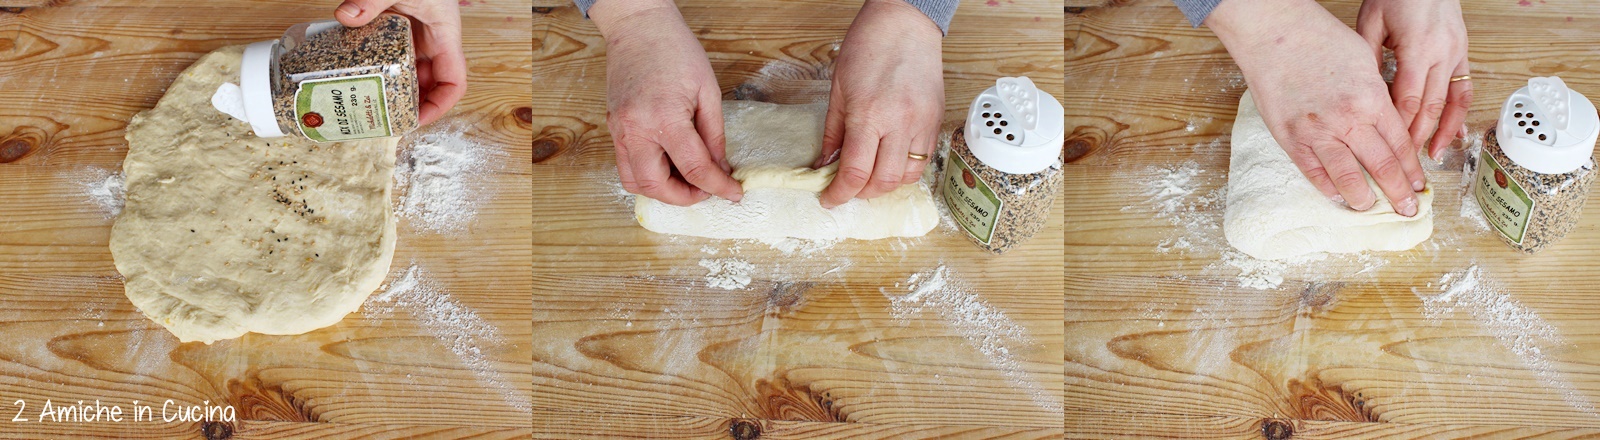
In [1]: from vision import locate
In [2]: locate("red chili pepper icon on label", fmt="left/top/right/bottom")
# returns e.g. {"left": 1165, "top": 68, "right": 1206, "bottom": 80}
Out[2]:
{"left": 302, "top": 112, "right": 324, "bottom": 128}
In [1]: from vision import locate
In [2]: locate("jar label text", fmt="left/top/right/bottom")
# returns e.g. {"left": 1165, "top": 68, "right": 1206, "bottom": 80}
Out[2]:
{"left": 1476, "top": 152, "right": 1535, "bottom": 244}
{"left": 942, "top": 152, "right": 1003, "bottom": 244}
{"left": 295, "top": 74, "right": 392, "bottom": 142}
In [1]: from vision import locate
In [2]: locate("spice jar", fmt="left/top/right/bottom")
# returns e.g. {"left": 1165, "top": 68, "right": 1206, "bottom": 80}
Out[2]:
{"left": 1473, "top": 76, "right": 1599, "bottom": 253}
{"left": 224, "top": 14, "right": 419, "bottom": 142}
{"left": 938, "top": 77, "right": 1064, "bottom": 254}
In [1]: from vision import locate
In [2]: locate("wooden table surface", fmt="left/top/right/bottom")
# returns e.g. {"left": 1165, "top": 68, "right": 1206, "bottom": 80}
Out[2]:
{"left": 1068, "top": 0, "right": 1600, "bottom": 438}
{"left": 531, "top": 0, "right": 1064, "bottom": 438}
{"left": 0, "top": 1, "right": 533, "bottom": 438}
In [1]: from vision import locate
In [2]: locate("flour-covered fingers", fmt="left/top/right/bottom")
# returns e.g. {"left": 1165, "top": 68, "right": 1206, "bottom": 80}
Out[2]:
{"left": 1312, "top": 139, "right": 1376, "bottom": 211}
{"left": 1283, "top": 143, "right": 1342, "bottom": 203}
{"left": 1430, "top": 61, "right": 1474, "bottom": 160}
{"left": 661, "top": 122, "right": 742, "bottom": 203}
{"left": 1349, "top": 125, "right": 1419, "bottom": 217}
{"left": 815, "top": 92, "right": 848, "bottom": 170}
{"left": 819, "top": 129, "right": 880, "bottom": 209}
{"left": 629, "top": 140, "right": 706, "bottom": 206}
{"left": 902, "top": 131, "right": 935, "bottom": 184}
{"left": 1406, "top": 63, "right": 1450, "bottom": 152}
{"left": 1374, "top": 103, "right": 1427, "bottom": 192}
{"left": 696, "top": 92, "right": 730, "bottom": 173}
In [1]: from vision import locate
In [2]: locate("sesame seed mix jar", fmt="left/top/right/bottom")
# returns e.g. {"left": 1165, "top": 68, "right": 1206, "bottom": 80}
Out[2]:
{"left": 1473, "top": 76, "right": 1599, "bottom": 253}
{"left": 938, "top": 77, "right": 1064, "bottom": 254}
{"left": 213, "top": 14, "right": 419, "bottom": 142}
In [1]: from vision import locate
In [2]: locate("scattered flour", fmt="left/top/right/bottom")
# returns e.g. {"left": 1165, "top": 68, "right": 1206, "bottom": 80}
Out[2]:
{"left": 70, "top": 168, "right": 125, "bottom": 218}
{"left": 887, "top": 266, "right": 1060, "bottom": 413}
{"left": 365, "top": 265, "right": 530, "bottom": 412}
{"left": 1221, "top": 253, "right": 1289, "bottom": 290}
{"left": 1129, "top": 161, "right": 1395, "bottom": 290}
{"left": 1417, "top": 265, "right": 1593, "bottom": 414}
{"left": 394, "top": 128, "right": 503, "bottom": 233}
{"left": 1127, "top": 161, "right": 1225, "bottom": 255}
{"left": 699, "top": 258, "right": 754, "bottom": 290}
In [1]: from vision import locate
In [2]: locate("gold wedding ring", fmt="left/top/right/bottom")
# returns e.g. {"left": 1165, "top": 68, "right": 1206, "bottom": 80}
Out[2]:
{"left": 908, "top": 152, "right": 929, "bottom": 161}
{"left": 1449, "top": 75, "right": 1472, "bottom": 83}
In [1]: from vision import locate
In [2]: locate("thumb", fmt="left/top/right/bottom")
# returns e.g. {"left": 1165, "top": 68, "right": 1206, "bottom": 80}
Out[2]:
{"left": 335, "top": 0, "right": 401, "bottom": 27}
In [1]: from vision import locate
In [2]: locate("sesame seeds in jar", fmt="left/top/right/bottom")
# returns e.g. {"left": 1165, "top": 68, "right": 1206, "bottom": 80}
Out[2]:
{"left": 938, "top": 77, "right": 1065, "bottom": 254}
{"left": 1473, "top": 77, "right": 1600, "bottom": 253}
{"left": 231, "top": 14, "right": 419, "bottom": 142}
{"left": 942, "top": 127, "right": 1063, "bottom": 254}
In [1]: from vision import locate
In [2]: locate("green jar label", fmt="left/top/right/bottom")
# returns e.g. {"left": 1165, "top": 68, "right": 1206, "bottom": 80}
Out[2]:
{"left": 295, "top": 74, "right": 391, "bottom": 142}
{"left": 942, "top": 152, "right": 1004, "bottom": 244}
{"left": 1475, "top": 151, "right": 1536, "bottom": 244}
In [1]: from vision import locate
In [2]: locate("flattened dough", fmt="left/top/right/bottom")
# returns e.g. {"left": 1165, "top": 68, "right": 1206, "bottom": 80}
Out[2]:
{"left": 111, "top": 46, "right": 398, "bottom": 343}
{"left": 1225, "top": 90, "right": 1433, "bottom": 260}
{"left": 634, "top": 101, "right": 939, "bottom": 240}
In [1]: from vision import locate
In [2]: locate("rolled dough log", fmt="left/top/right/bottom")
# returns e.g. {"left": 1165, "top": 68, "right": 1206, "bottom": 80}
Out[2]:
{"left": 110, "top": 46, "right": 398, "bottom": 344}
{"left": 634, "top": 101, "right": 939, "bottom": 240}
{"left": 1224, "top": 90, "right": 1433, "bottom": 260}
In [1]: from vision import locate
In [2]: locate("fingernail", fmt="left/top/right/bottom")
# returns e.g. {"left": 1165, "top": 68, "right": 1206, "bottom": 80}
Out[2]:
{"left": 1412, "top": 180, "right": 1424, "bottom": 192}
{"left": 336, "top": 2, "right": 361, "bottom": 17}
{"left": 728, "top": 192, "right": 743, "bottom": 203}
{"left": 1332, "top": 194, "right": 1345, "bottom": 205}
{"left": 816, "top": 150, "right": 840, "bottom": 168}
{"left": 1398, "top": 196, "right": 1418, "bottom": 217}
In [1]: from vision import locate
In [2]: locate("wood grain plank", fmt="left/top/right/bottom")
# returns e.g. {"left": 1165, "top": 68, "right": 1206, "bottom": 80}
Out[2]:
{"left": 532, "top": 411, "right": 1063, "bottom": 439}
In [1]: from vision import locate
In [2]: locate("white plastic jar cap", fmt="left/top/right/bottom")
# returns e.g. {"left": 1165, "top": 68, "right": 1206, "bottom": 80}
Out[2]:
{"left": 964, "top": 77, "right": 1065, "bottom": 175}
{"left": 1499, "top": 76, "right": 1598, "bottom": 174}
{"left": 240, "top": 41, "right": 285, "bottom": 138}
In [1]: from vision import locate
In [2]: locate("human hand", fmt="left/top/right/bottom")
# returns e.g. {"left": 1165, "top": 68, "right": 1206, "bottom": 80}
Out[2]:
{"left": 590, "top": 0, "right": 741, "bottom": 206}
{"left": 1358, "top": 0, "right": 1472, "bottom": 161}
{"left": 335, "top": 0, "right": 467, "bottom": 127}
{"left": 815, "top": 0, "right": 945, "bottom": 209}
{"left": 1208, "top": 0, "right": 1424, "bottom": 216}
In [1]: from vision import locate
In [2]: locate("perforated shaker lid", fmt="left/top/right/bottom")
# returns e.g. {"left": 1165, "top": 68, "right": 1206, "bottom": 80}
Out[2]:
{"left": 1498, "top": 76, "right": 1598, "bottom": 174}
{"left": 240, "top": 40, "right": 285, "bottom": 138}
{"left": 964, "top": 77, "right": 1065, "bottom": 174}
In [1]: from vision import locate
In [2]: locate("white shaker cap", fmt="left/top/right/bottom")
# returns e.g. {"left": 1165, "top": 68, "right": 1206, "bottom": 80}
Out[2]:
{"left": 964, "top": 77, "right": 1065, "bottom": 174}
{"left": 240, "top": 41, "right": 285, "bottom": 138}
{"left": 1499, "top": 76, "right": 1598, "bottom": 174}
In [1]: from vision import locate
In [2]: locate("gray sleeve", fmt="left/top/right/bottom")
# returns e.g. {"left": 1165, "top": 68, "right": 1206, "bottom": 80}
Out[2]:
{"left": 573, "top": 0, "right": 596, "bottom": 16}
{"left": 903, "top": 0, "right": 959, "bottom": 35}
{"left": 1172, "top": 0, "right": 1223, "bottom": 27}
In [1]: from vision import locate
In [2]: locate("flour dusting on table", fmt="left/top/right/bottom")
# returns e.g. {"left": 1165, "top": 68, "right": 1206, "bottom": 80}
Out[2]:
{"left": 1418, "top": 265, "right": 1592, "bottom": 414}
{"left": 888, "top": 266, "right": 1059, "bottom": 413}
{"left": 70, "top": 168, "right": 126, "bottom": 218}
{"left": 1129, "top": 161, "right": 1395, "bottom": 290}
{"left": 699, "top": 258, "right": 754, "bottom": 290}
{"left": 1129, "top": 161, "right": 1225, "bottom": 255}
{"left": 366, "top": 265, "right": 530, "bottom": 412}
{"left": 394, "top": 127, "right": 503, "bottom": 233}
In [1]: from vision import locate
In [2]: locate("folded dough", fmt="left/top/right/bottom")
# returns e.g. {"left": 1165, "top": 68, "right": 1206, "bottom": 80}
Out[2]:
{"left": 1224, "top": 90, "right": 1433, "bottom": 260}
{"left": 634, "top": 101, "right": 939, "bottom": 241}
